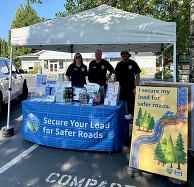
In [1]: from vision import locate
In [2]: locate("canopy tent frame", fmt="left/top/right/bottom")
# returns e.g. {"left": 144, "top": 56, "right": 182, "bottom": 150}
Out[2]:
{"left": 10, "top": 4, "right": 176, "bottom": 52}
{"left": 6, "top": 4, "right": 176, "bottom": 132}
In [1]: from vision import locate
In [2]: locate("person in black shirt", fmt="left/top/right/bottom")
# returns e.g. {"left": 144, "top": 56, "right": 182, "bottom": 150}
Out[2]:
{"left": 66, "top": 53, "right": 87, "bottom": 87}
{"left": 88, "top": 49, "right": 114, "bottom": 89}
{"left": 114, "top": 50, "right": 141, "bottom": 115}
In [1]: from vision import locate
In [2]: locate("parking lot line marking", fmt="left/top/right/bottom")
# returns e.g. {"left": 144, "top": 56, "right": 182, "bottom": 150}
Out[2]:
{"left": 0, "top": 144, "right": 39, "bottom": 174}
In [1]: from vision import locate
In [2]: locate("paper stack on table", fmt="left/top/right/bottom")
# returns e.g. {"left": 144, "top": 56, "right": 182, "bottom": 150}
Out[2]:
{"left": 104, "top": 82, "right": 120, "bottom": 106}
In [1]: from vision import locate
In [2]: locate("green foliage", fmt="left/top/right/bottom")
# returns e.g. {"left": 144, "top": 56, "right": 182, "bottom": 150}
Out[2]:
{"left": 55, "top": 0, "right": 190, "bottom": 56}
{"left": 29, "top": 65, "right": 38, "bottom": 74}
{"left": 154, "top": 70, "right": 173, "bottom": 80}
{"left": 29, "top": 0, "right": 43, "bottom": 4}
{"left": 135, "top": 107, "right": 143, "bottom": 128}
{"left": 174, "top": 133, "right": 187, "bottom": 167}
{"left": 165, "top": 135, "right": 177, "bottom": 165}
{"left": 161, "top": 138, "right": 168, "bottom": 164}
{"left": 154, "top": 142, "right": 166, "bottom": 165}
{"left": 0, "top": 38, "right": 9, "bottom": 58}
{"left": 156, "top": 67, "right": 160, "bottom": 72}
{"left": 141, "top": 111, "right": 149, "bottom": 130}
{"left": 12, "top": 4, "right": 41, "bottom": 28}
{"left": 154, "top": 134, "right": 187, "bottom": 168}
{"left": 0, "top": 0, "right": 191, "bottom": 70}
{"left": 148, "top": 116, "right": 155, "bottom": 131}
{"left": 135, "top": 108, "right": 155, "bottom": 132}
{"left": 7, "top": 3, "right": 44, "bottom": 68}
{"left": 140, "top": 68, "right": 145, "bottom": 75}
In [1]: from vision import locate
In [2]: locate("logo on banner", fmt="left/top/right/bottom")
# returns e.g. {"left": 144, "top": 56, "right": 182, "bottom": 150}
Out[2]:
{"left": 26, "top": 113, "right": 40, "bottom": 132}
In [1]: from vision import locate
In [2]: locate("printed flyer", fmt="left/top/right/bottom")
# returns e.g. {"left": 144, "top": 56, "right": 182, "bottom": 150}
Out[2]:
{"left": 129, "top": 86, "right": 188, "bottom": 181}
{"left": 36, "top": 74, "right": 47, "bottom": 89}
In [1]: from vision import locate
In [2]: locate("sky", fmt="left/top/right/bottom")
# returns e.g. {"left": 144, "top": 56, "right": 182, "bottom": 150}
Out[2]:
{"left": 0, "top": 0, "right": 65, "bottom": 41}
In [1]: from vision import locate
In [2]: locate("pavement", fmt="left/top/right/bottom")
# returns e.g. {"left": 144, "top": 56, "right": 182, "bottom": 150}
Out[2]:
{"left": 0, "top": 74, "right": 193, "bottom": 187}
{"left": 0, "top": 101, "right": 193, "bottom": 187}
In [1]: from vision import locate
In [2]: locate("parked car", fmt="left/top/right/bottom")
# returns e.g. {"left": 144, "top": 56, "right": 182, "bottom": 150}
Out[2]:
{"left": 0, "top": 57, "right": 28, "bottom": 115}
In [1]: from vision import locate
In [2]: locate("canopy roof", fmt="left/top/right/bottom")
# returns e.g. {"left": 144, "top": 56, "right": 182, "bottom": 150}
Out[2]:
{"left": 11, "top": 4, "right": 176, "bottom": 53}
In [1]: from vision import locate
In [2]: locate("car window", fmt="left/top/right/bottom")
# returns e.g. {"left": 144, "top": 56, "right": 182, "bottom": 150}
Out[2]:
{"left": 0, "top": 60, "right": 9, "bottom": 74}
{"left": 6, "top": 60, "right": 18, "bottom": 73}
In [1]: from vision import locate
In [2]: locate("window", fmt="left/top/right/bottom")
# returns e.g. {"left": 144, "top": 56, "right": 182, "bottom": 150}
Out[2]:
{"left": 0, "top": 60, "right": 9, "bottom": 75}
{"left": 0, "top": 60, "right": 8, "bottom": 70}
{"left": 54, "top": 64, "right": 57, "bottom": 71}
{"left": 50, "top": 64, "right": 58, "bottom": 72}
{"left": 29, "top": 62, "right": 34, "bottom": 70}
{"left": 50, "top": 61, "right": 58, "bottom": 72}
{"left": 59, "top": 61, "right": 64, "bottom": 69}
{"left": 6, "top": 60, "right": 17, "bottom": 73}
{"left": 50, "top": 64, "right": 53, "bottom": 72}
{"left": 44, "top": 60, "right": 48, "bottom": 69}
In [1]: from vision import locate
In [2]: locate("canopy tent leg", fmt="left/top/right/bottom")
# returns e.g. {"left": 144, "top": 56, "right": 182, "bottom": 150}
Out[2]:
{"left": 161, "top": 51, "right": 164, "bottom": 80}
{"left": 173, "top": 42, "right": 177, "bottom": 82}
{"left": 1, "top": 46, "right": 14, "bottom": 137}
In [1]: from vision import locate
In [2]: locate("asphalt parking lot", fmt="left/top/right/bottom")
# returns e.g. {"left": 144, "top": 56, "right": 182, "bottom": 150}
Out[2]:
{"left": 0, "top": 74, "right": 193, "bottom": 187}
{"left": 0, "top": 102, "right": 194, "bottom": 187}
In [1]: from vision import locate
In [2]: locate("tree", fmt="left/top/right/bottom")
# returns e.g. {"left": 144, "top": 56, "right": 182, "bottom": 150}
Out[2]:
{"left": 190, "top": 0, "right": 194, "bottom": 80}
{"left": 148, "top": 116, "right": 155, "bottom": 132}
{"left": 9, "top": 2, "right": 43, "bottom": 68}
{"left": 174, "top": 133, "right": 187, "bottom": 169}
{"left": 141, "top": 111, "right": 149, "bottom": 131}
{"left": 154, "top": 142, "right": 166, "bottom": 165}
{"left": 135, "top": 107, "right": 143, "bottom": 130}
{"left": 165, "top": 135, "right": 177, "bottom": 168}
{"left": 161, "top": 137, "right": 168, "bottom": 165}
{"left": 29, "top": 0, "right": 44, "bottom": 3}
{"left": 0, "top": 38, "right": 9, "bottom": 58}
{"left": 25, "top": 0, "right": 191, "bottom": 69}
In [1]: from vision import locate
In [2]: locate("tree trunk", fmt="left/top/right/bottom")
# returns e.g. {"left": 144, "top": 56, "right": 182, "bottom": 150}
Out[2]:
{"left": 190, "top": 1, "right": 194, "bottom": 80}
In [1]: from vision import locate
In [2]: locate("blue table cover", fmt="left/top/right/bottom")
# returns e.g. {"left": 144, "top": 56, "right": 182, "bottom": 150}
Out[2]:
{"left": 22, "top": 100, "right": 125, "bottom": 152}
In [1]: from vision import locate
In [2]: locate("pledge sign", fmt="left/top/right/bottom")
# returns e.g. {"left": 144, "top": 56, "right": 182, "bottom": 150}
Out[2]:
{"left": 129, "top": 86, "right": 188, "bottom": 181}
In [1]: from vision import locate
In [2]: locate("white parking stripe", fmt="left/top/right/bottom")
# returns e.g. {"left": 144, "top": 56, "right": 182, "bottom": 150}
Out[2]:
{"left": 0, "top": 144, "right": 39, "bottom": 174}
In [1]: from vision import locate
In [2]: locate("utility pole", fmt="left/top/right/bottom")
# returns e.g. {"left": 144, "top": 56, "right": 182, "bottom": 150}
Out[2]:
{"left": 190, "top": 0, "right": 194, "bottom": 81}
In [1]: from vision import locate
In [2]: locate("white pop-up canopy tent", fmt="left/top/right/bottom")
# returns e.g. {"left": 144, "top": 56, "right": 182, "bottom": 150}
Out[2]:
{"left": 5, "top": 4, "right": 176, "bottom": 131}
{"left": 11, "top": 4, "right": 176, "bottom": 54}
{"left": 10, "top": 4, "right": 177, "bottom": 78}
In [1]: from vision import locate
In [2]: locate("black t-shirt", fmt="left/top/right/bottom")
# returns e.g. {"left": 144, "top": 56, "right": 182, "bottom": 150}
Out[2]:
{"left": 66, "top": 64, "right": 87, "bottom": 87}
{"left": 88, "top": 59, "right": 114, "bottom": 87}
{"left": 114, "top": 59, "right": 141, "bottom": 97}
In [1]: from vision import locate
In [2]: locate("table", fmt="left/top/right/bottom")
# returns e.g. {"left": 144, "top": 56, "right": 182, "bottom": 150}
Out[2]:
{"left": 22, "top": 100, "right": 125, "bottom": 152}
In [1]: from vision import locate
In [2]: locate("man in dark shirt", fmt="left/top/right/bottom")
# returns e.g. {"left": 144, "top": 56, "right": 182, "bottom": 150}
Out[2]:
{"left": 88, "top": 49, "right": 114, "bottom": 89}
{"left": 114, "top": 50, "right": 141, "bottom": 115}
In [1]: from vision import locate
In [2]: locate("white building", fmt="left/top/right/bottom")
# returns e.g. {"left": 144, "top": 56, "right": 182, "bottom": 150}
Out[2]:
{"left": 18, "top": 50, "right": 156, "bottom": 75}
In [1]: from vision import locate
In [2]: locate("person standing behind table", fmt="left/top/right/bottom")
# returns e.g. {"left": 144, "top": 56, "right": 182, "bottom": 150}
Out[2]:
{"left": 88, "top": 49, "right": 114, "bottom": 89}
{"left": 114, "top": 50, "right": 141, "bottom": 116}
{"left": 66, "top": 53, "right": 87, "bottom": 87}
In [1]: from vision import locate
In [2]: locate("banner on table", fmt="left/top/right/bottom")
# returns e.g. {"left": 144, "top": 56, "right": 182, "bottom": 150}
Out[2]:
{"left": 22, "top": 101, "right": 125, "bottom": 152}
